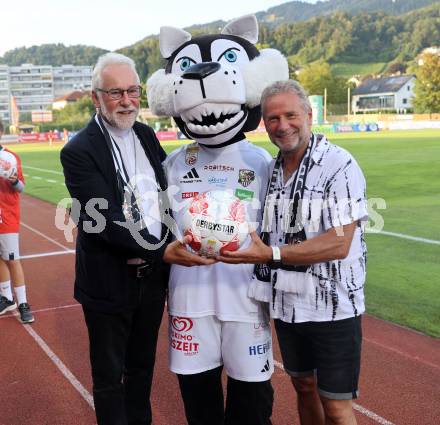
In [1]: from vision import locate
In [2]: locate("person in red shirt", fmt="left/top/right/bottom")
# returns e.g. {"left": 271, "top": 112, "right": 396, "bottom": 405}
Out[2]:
{"left": 0, "top": 121, "right": 34, "bottom": 323}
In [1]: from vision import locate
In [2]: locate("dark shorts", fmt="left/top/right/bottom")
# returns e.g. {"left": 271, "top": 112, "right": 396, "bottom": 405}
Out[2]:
{"left": 274, "top": 316, "right": 362, "bottom": 400}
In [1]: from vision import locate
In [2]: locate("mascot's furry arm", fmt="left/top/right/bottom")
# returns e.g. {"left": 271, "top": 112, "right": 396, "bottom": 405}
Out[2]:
{"left": 147, "top": 14, "right": 288, "bottom": 146}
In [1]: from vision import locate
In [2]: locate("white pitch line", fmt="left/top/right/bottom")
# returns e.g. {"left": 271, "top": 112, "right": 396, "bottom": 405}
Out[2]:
{"left": 21, "top": 222, "right": 72, "bottom": 251}
{"left": 20, "top": 250, "right": 75, "bottom": 260}
{"left": 373, "top": 230, "right": 440, "bottom": 245}
{"left": 273, "top": 360, "right": 394, "bottom": 424}
{"left": 15, "top": 313, "right": 94, "bottom": 409}
{"left": 47, "top": 179, "right": 58, "bottom": 183}
{"left": 24, "top": 165, "right": 64, "bottom": 175}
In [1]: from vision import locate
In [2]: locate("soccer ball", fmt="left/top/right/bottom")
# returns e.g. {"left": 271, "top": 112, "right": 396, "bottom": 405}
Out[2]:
{"left": 182, "top": 190, "right": 249, "bottom": 257}
{"left": 0, "top": 150, "right": 17, "bottom": 179}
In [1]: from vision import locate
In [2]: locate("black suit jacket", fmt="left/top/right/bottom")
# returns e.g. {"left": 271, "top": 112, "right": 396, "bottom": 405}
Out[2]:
{"left": 60, "top": 117, "right": 170, "bottom": 312}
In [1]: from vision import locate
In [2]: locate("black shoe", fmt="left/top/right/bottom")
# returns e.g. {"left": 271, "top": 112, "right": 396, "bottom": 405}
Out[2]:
{"left": 18, "top": 303, "right": 34, "bottom": 323}
{"left": 0, "top": 296, "right": 17, "bottom": 315}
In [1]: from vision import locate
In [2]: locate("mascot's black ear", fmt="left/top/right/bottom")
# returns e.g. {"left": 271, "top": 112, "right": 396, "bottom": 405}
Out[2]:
{"left": 221, "top": 14, "right": 258, "bottom": 44}
{"left": 159, "top": 26, "right": 192, "bottom": 58}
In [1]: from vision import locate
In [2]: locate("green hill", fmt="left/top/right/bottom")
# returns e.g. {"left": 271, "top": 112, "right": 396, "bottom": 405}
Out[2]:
{"left": 0, "top": 43, "right": 107, "bottom": 66}
{"left": 0, "top": 0, "right": 438, "bottom": 81}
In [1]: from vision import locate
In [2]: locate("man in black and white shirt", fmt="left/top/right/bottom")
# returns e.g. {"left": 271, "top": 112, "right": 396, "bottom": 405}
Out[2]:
{"left": 220, "top": 80, "right": 368, "bottom": 425}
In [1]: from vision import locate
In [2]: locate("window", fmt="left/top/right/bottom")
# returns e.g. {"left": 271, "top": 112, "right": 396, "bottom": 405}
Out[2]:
{"left": 402, "top": 99, "right": 407, "bottom": 104}
{"left": 358, "top": 95, "right": 394, "bottom": 109}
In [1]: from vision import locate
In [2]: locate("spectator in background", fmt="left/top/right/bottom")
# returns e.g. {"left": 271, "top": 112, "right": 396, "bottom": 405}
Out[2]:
{"left": 63, "top": 128, "right": 69, "bottom": 143}
{"left": 0, "top": 120, "right": 34, "bottom": 323}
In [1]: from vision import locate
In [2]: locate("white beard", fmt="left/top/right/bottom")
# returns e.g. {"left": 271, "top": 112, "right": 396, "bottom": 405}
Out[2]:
{"left": 100, "top": 103, "right": 139, "bottom": 130}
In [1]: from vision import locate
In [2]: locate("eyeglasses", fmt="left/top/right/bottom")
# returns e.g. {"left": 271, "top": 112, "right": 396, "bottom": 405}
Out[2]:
{"left": 96, "top": 85, "right": 142, "bottom": 100}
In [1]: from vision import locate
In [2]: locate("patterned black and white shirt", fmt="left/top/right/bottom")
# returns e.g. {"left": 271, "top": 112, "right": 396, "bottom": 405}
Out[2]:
{"left": 254, "top": 134, "right": 368, "bottom": 323}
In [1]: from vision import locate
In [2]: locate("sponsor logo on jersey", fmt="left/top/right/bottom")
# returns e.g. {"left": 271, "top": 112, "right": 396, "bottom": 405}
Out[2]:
{"left": 170, "top": 316, "right": 199, "bottom": 356}
{"left": 207, "top": 176, "right": 227, "bottom": 186}
{"left": 248, "top": 340, "right": 271, "bottom": 356}
{"left": 253, "top": 322, "right": 269, "bottom": 330}
{"left": 182, "top": 191, "right": 199, "bottom": 199}
{"left": 180, "top": 168, "right": 202, "bottom": 183}
{"left": 238, "top": 169, "right": 255, "bottom": 187}
{"left": 235, "top": 188, "right": 254, "bottom": 201}
{"left": 171, "top": 317, "right": 193, "bottom": 332}
{"left": 253, "top": 321, "right": 269, "bottom": 337}
{"left": 203, "top": 164, "right": 235, "bottom": 171}
{"left": 261, "top": 360, "right": 271, "bottom": 373}
{"left": 185, "top": 147, "right": 199, "bottom": 165}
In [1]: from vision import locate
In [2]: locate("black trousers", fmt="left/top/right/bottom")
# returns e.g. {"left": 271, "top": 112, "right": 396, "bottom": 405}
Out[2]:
{"left": 177, "top": 366, "right": 274, "bottom": 425}
{"left": 83, "top": 269, "right": 166, "bottom": 425}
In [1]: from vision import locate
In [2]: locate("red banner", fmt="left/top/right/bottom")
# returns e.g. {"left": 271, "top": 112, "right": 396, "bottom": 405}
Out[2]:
{"left": 19, "top": 131, "right": 60, "bottom": 142}
{"left": 156, "top": 131, "right": 178, "bottom": 140}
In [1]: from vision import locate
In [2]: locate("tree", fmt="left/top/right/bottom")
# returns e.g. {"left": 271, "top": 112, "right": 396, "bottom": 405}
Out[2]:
{"left": 296, "top": 61, "right": 348, "bottom": 104}
{"left": 386, "top": 61, "right": 407, "bottom": 74}
{"left": 413, "top": 52, "right": 440, "bottom": 113}
{"left": 48, "top": 95, "right": 95, "bottom": 130}
{"left": 297, "top": 61, "right": 334, "bottom": 96}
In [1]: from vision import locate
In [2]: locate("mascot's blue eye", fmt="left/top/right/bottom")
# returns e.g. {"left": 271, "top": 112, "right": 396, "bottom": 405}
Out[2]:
{"left": 178, "top": 57, "right": 196, "bottom": 71}
{"left": 219, "top": 48, "right": 238, "bottom": 63}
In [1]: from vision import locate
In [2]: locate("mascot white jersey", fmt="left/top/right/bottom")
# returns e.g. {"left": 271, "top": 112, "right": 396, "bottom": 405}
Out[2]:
{"left": 147, "top": 18, "right": 288, "bottom": 417}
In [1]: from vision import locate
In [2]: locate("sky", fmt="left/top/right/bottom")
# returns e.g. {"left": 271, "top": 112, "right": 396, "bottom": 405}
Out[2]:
{"left": 0, "top": 0, "right": 317, "bottom": 56}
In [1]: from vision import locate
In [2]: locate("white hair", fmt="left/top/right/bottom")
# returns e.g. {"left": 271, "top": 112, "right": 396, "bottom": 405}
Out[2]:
{"left": 92, "top": 52, "right": 139, "bottom": 90}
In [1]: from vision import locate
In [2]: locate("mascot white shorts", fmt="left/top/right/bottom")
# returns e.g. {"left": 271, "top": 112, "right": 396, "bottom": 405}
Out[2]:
{"left": 169, "top": 315, "right": 274, "bottom": 381}
{"left": 0, "top": 233, "right": 20, "bottom": 260}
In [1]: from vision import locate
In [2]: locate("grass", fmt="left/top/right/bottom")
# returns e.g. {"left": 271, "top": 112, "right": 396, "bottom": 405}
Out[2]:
{"left": 11, "top": 142, "right": 68, "bottom": 206}
{"left": 9, "top": 129, "right": 440, "bottom": 337}
{"left": 330, "top": 62, "right": 387, "bottom": 77}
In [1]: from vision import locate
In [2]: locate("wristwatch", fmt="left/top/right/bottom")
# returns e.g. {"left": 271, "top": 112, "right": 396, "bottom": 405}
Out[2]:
{"left": 270, "top": 246, "right": 281, "bottom": 269}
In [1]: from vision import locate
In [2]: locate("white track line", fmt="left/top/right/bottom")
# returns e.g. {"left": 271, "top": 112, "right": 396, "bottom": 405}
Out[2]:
{"left": 14, "top": 312, "right": 95, "bottom": 409}
{"left": 23, "top": 165, "right": 64, "bottom": 175}
{"left": 352, "top": 405, "right": 395, "bottom": 425}
{"left": 0, "top": 303, "right": 80, "bottom": 321}
{"left": 20, "top": 250, "right": 75, "bottom": 260}
{"left": 375, "top": 230, "right": 440, "bottom": 245}
{"left": 364, "top": 336, "right": 440, "bottom": 371}
{"left": 30, "top": 303, "right": 81, "bottom": 315}
{"left": 273, "top": 360, "right": 395, "bottom": 424}
{"left": 21, "top": 222, "right": 72, "bottom": 251}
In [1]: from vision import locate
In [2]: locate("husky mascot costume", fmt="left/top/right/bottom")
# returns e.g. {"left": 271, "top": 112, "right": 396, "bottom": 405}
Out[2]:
{"left": 147, "top": 15, "right": 288, "bottom": 425}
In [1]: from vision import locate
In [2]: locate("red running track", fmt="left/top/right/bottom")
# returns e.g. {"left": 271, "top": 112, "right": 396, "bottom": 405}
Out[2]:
{"left": 0, "top": 195, "right": 439, "bottom": 425}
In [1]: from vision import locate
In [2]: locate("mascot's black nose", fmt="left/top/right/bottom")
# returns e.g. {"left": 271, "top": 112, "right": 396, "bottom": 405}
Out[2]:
{"left": 182, "top": 62, "right": 221, "bottom": 80}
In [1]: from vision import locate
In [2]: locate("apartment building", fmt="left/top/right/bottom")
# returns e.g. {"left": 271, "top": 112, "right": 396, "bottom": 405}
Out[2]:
{"left": 53, "top": 65, "right": 92, "bottom": 98}
{"left": 0, "top": 65, "right": 9, "bottom": 123}
{"left": 8, "top": 64, "right": 54, "bottom": 116}
{"left": 0, "top": 64, "right": 92, "bottom": 124}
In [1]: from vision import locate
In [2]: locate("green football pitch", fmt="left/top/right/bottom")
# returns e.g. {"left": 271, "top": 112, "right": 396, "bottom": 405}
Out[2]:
{"left": 10, "top": 129, "right": 440, "bottom": 337}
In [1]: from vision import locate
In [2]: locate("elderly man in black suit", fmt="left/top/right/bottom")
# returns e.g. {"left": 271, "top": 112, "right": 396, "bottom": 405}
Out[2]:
{"left": 61, "top": 52, "right": 213, "bottom": 425}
